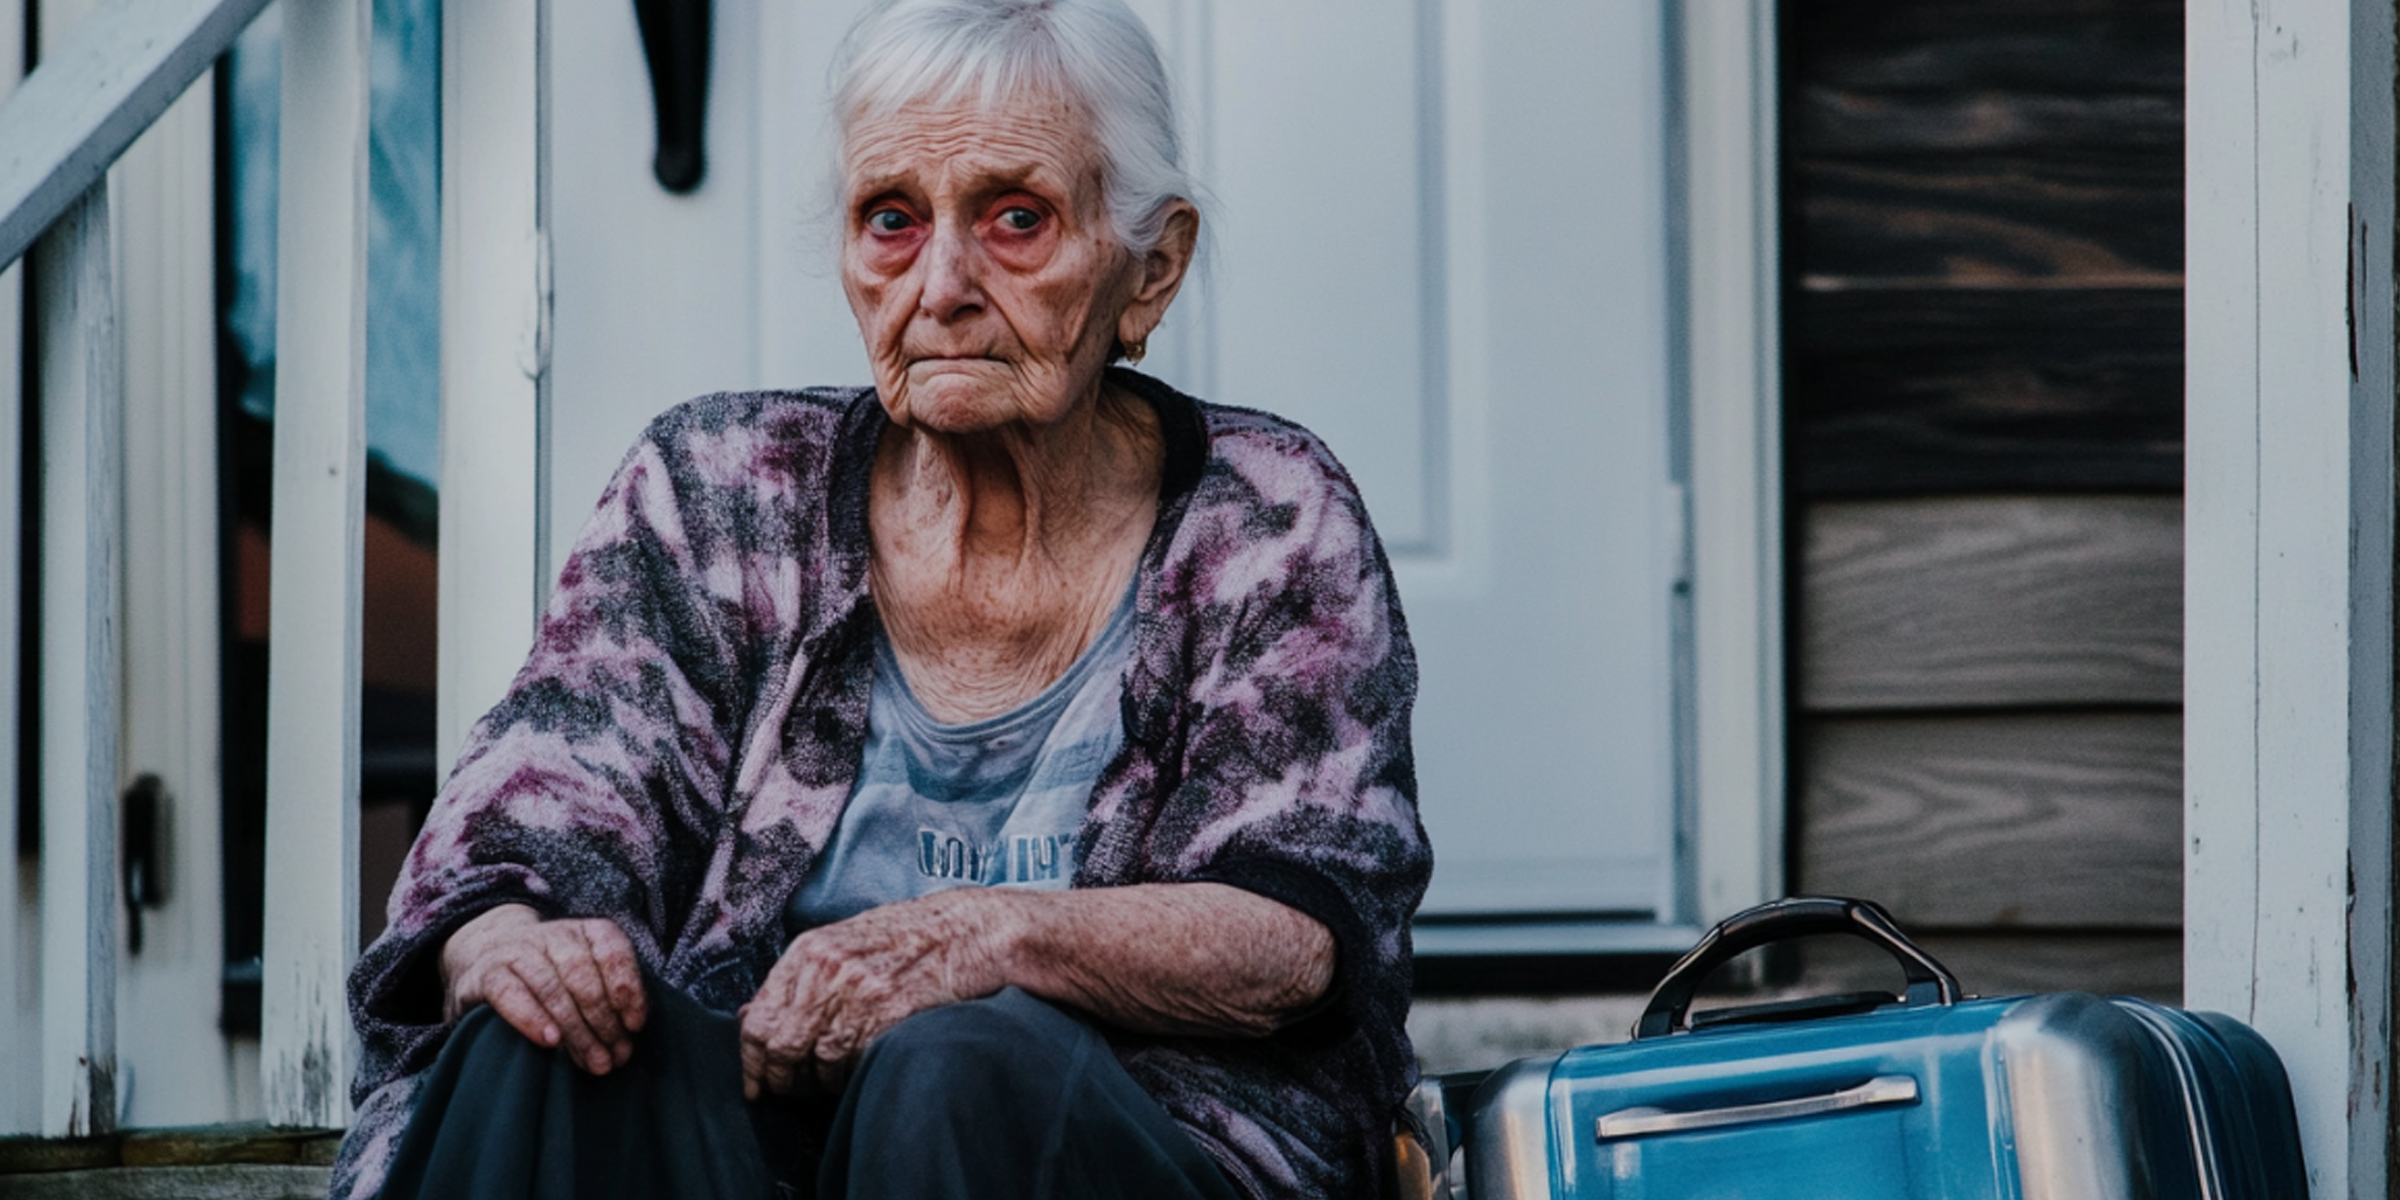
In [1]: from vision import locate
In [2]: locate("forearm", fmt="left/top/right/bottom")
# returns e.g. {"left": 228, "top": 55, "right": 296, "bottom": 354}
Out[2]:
{"left": 988, "top": 882, "right": 1336, "bottom": 1038}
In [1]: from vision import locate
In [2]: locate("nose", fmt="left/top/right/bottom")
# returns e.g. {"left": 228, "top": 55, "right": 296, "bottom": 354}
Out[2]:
{"left": 918, "top": 220, "right": 985, "bottom": 322}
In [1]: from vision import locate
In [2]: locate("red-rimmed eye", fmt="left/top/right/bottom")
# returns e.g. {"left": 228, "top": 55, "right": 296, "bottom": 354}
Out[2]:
{"left": 866, "top": 207, "right": 915, "bottom": 234}
{"left": 995, "top": 206, "right": 1042, "bottom": 233}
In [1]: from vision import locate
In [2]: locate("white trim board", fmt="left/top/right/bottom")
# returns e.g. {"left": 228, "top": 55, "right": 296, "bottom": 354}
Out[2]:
{"left": 2185, "top": 2, "right": 2394, "bottom": 1196}
{"left": 1681, "top": 0, "right": 1783, "bottom": 929}
{"left": 0, "top": 0, "right": 31, "bottom": 1136}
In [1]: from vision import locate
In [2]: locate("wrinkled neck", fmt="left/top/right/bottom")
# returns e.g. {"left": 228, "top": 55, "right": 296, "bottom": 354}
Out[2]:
{"left": 873, "top": 384, "right": 1161, "bottom": 568}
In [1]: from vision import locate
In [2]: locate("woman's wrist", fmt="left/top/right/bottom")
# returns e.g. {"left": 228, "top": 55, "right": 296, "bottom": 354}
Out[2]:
{"left": 943, "top": 888, "right": 1039, "bottom": 1000}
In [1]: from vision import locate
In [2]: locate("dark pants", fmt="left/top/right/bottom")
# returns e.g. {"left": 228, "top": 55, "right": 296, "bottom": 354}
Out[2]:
{"left": 377, "top": 981, "right": 1244, "bottom": 1200}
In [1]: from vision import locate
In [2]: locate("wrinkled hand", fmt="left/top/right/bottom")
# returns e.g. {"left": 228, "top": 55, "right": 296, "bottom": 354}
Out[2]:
{"left": 440, "top": 903, "right": 648, "bottom": 1076}
{"left": 739, "top": 889, "right": 1016, "bottom": 1100}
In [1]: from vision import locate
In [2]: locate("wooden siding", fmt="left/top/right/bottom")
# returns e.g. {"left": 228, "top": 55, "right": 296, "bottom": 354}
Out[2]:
{"left": 1783, "top": 0, "right": 2183, "bottom": 1000}
{"left": 1801, "top": 497, "right": 2180, "bottom": 710}
{"left": 1798, "top": 712, "right": 2180, "bottom": 928}
{"left": 1787, "top": 0, "right": 2183, "bottom": 500}
{"left": 1792, "top": 289, "right": 2180, "bottom": 495}
{"left": 1774, "top": 931, "right": 2183, "bottom": 1004}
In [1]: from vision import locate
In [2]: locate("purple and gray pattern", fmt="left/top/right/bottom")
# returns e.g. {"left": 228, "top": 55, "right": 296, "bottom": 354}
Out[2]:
{"left": 334, "top": 371, "right": 1431, "bottom": 1200}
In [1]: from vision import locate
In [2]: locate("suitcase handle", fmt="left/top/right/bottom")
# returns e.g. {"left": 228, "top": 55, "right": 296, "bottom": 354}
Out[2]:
{"left": 1594, "top": 1074, "right": 1920, "bottom": 1140}
{"left": 1633, "top": 896, "right": 1961, "bottom": 1039}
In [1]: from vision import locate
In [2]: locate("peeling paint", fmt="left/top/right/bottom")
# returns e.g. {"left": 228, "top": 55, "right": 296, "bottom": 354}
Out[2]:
{"left": 58, "top": 1053, "right": 116, "bottom": 1137}
{"left": 89, "top": 1057, "right": 114, "bottom": 1137}
{"left": 267, "top": 973, "right": 353, "bottom": 1129}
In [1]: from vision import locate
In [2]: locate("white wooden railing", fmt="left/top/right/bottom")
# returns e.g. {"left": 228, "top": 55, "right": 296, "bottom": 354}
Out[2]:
{"left": 0, "top": 0, "right": 542, "bottom": 1137}
{"left": 255, "top": 0, "right": 368, "bottom": 1131}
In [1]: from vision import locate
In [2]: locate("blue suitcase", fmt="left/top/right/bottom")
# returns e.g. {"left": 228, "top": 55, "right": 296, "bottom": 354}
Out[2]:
{"left": 1446, "top": 897, "right": 2308, "bottom": 1200}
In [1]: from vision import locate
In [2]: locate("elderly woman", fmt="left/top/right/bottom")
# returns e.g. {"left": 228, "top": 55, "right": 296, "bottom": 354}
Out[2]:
{"left": 333, "top": 1, "right": 1428, "bottom": 1197}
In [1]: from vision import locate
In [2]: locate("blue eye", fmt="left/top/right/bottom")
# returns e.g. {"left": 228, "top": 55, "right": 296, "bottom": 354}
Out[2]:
{"left": 998, "top": 207, "right": 1041, "bottom": 231}
{"left": 867, "top": 208, "right": 912, "bottom": 233}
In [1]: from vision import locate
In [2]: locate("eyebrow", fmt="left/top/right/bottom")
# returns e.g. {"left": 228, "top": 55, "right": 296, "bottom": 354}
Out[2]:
{"left": 843, "top": 147, "right": 1084, "bottom": 209}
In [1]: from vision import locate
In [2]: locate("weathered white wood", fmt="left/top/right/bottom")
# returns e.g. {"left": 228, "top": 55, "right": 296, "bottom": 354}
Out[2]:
{"left": 0, "top": 0, "right": 270, "bottom": 271}
{"left": 1683, "top": 0, "right": 1783, "bottom": 928}
{"left": 435, "top": 0, "right": 546, "bottom": 774}
{"left": 0, "top": 0, "right": 32, "bottom": 1137}
{"left": 2185, "top": 2, "right": 2394, "bottom": 1196}
{"left": 1802, "top": 496, "right": 2182, "bottom": 711}
{"left": 111, "top": 75, "right": 230, "bottom": 1126}
{"left": 1799, "top": 713, "right": 2181, "bottom": 929}
{"left": 262, "top": 0, "right": 369, "bottom": 1130}
{"left": 33, "top": 181, "right": 121, "bottom": 1137}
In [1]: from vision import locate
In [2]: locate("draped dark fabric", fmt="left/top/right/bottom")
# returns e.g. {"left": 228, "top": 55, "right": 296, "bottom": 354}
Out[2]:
{"left": 377, "top": 983, "right": 785, "bottom": 1200}
{"left": 378, "top": 982, "right": 1241, "bottom": 1200}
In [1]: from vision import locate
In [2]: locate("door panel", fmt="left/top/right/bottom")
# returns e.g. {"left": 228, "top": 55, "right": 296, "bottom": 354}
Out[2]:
{"left": 1203, "top": 0, "right": 1436, "bottom": 550}
{"left": 1130, "top": 0, "right": 1684, "bottom": 920}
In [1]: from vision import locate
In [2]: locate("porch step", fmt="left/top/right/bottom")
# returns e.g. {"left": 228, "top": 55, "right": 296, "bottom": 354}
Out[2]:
{"left": 0, "top": 1124, "right": 336, "bottom": 1199}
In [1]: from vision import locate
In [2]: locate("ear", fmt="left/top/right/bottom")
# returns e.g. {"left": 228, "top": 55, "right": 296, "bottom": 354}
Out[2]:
{"left": 1117, "top": 201, "right": 1199, "bottom": 349}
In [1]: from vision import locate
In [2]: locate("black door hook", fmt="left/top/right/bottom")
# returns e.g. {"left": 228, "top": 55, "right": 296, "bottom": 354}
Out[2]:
{"left": 633, "top": 0, "right": 712, "bottom": 193}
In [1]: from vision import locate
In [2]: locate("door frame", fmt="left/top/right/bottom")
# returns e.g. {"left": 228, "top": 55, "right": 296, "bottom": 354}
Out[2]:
{"left": 2185, "top": 1, "right": 2395, "bottom": 1194}
{"left": 1683, "top": 0, "right": 1784, "bottom": 932}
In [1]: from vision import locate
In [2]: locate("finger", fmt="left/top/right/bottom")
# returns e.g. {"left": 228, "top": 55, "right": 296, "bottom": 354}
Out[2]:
{"left": 740, "top": 1032, "right": 805, "bottom": 1101}
{"left": 482, "top": 968, "right": 562, "bottom": 1050}
{"left": 762, "top": 1002, "right": 813, "bottom": 1099}
{"left": 809, "top": 1048, "right": 849, "bottom": 1097}
{"left": 519, "top": 951, "right": 611, "bottom": 1074}
{"left": 586, "top": 922, "right": 648, "bottom": 1035}
{"left": 739, "top": 1012, "right": 772, "bottom": 1101}
{"left": 739, "top": 953, "right": 808, "bottom": 1100}
{"left": 551, "top": 928, "right": 628, "bottom": 1055}
{"left": 742, "top": 1002, "right": 811, "bottom": 1100}
{"left": 761, "top": 1047, "right": 801, "bottom": 1099}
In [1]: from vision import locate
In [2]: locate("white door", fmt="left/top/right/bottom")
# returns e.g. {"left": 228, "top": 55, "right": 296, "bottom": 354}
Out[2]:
{"left": 549, "top": 0, "right": 1685, "bottom": 947}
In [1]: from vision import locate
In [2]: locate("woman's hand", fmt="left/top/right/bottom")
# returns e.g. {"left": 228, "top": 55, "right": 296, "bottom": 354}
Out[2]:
{"left": 738, "top": 890, "right": 1013, "bottom": 1099}
{"left": 439, "top": 903, "right": 649, "bottom": 1075}
{"left": 738, "top": 883, "right": 1334, "bottom": 1100}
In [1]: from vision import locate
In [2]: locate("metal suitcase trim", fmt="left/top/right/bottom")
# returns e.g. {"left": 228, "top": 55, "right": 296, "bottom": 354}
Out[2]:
{"left": 1464, "top": 1057, "right": 1556, "bottom": 1200}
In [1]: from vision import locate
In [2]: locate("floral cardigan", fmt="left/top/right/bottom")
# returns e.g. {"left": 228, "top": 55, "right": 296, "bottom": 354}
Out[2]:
{"left": 334, "top": 371, "right": 1433, "bottom": 1200}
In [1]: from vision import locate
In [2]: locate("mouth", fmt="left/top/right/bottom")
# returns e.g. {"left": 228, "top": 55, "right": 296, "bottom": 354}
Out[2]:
{"left": 908, "top": 354, "right": 1007, "bottom": 372}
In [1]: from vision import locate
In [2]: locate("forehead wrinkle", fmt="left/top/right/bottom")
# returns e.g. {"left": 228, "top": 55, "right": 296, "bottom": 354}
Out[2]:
{"left": 844, "top": 99, "right": 1103, "bottom": 211}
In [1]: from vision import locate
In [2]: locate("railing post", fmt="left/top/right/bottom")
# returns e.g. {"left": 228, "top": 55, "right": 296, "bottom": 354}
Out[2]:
{"left": 262, "top": 0, "right": 369, "bottom": 1129}
{"left": 33, "top": 180, "right": 121, "bottom": 1138}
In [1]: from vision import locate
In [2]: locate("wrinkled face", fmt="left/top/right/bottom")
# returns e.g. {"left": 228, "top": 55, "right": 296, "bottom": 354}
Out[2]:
{"left": 840, "top": 94, "right": 1143, "bottom": 434}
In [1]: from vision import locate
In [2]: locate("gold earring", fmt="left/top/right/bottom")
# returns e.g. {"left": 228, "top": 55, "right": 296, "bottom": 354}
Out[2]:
{"left": 1123, "top": 339, "right": 1147, "bottom": 366}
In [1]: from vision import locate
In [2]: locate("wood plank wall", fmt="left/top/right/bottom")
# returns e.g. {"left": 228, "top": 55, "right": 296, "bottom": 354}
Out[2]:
{"left": 1781, "top": 0, "right": 2183, "bottom": 1002}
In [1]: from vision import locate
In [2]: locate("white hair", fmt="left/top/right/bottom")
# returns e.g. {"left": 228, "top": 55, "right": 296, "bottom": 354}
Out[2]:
{"left": 828, "top": 0, "right": 1201, "bottom": 255}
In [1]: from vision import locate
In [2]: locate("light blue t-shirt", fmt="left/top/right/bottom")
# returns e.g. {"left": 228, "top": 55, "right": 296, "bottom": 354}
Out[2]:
{"left": 785, "top": 588, "right": 1138, "bottom": 931}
